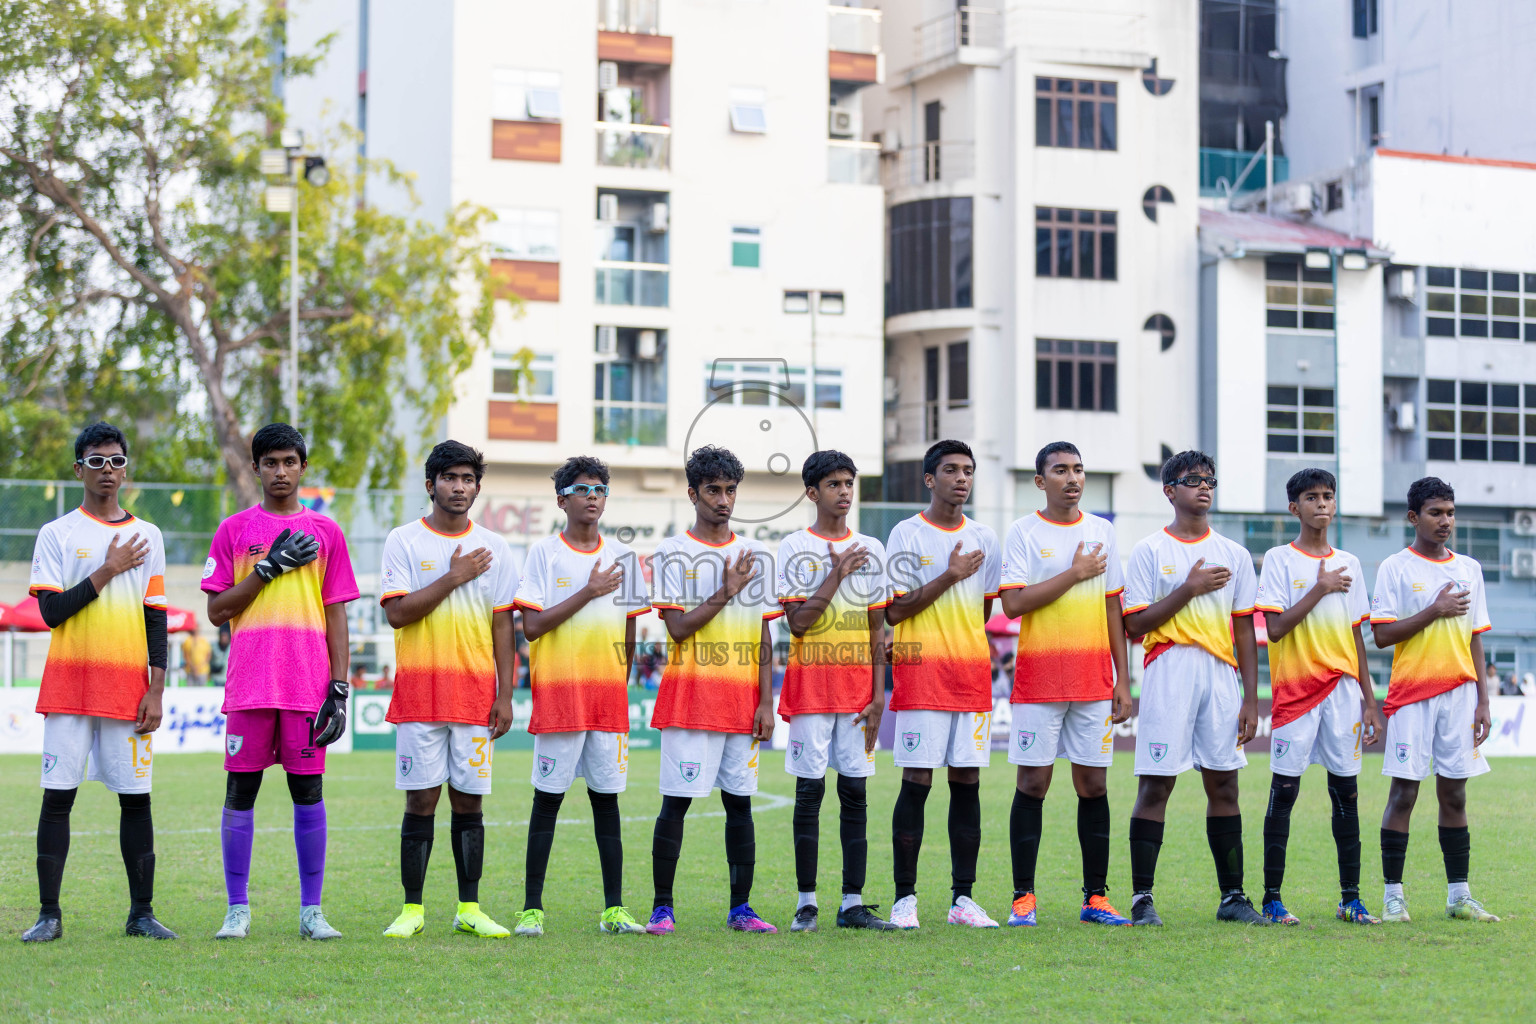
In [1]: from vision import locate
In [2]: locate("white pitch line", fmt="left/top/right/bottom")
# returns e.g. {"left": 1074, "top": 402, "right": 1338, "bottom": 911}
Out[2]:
{"left": 0, "top": 789, "right": 795, "bottom": 839}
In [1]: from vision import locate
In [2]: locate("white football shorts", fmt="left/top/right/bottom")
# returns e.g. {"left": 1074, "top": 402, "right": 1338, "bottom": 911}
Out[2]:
{"left": 394, "top": 721, "right": 494, "bottom": 794}
{"left": 891, "top": 709, "right": 992, "bottom": 770}
{"left": 1007, "top": 699, "right": 1114, "bottom": 768}
{"left": 1271, "top": 678, "right": 1365, "bottom": 778}
{"left": 532, "top": 730, "right": 629, "bottom": 794}
{"left": 784, "top": 712, "right": 876, "bottom": 780}
{"left": 1134, "top": 644, "right": 1248, "bottom": 776}
{"left": 40, "top": 714, "right": 153, "bottom": 794}
{"left": 1382, "top": 681, "right": 1491, "bottom": 782}
{"left": 659, "top": 728, "right": 760, "bottom": 797}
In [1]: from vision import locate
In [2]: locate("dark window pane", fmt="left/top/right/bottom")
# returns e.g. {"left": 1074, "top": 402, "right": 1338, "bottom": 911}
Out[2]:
{"left": 1056, "top": 360, "right": 1073, "bottom": 409}
{"left": 1101, "top": 82, "right": 1116, "bottom": 96}
{"left": 1426, "top": 409, "right": 1455, "bottom": 432}
{"left": 1461, "top": 318, "right": 1488, "bottom": 337}
{"left": 1267, "top": 410, "right": 1298, "bottom": 429}
{"left": 1527, "top": 443, "right": 1536, "bottom": 465}
{"left": 1267, "top": 434, "right": 1299, "bottom": 453}
{"left": 1527, "top": 323, "right": 1536, "bottom": 342}
{"left": 1036, "top": 360, "right": 1052, "bottom": 408}
{"left": 1099, "top": 101, "right": 1116, "bottom": 149}
{"left": 1301, "top": 311, "right": 1335, "bottom": 330}
{"left": 1057, "top": 79, "right": 1075, "bottom": 92}
{"left": 1492, "top": 272, "right": 1520, "bottom": 292}
{"left": 1427, "top": 437, "right": 1456, "bottom": 460}
{"left": 1100, "top": 230, "right": 1116, "bottom": 280}
{"left": 1303, "top": 435, "right": 1335, "bottom": 454}
{"left": 1426, "top": 267, "right": 1455, "bottom": 287}
{"left": 1527, "top": 384, "right": 1536, "bottom": 407}
{"left": 1100, "top": 362, "right": 1117, "bottom": 411}
{"left": 1036, "top": 338, "right": 1053, "bottom": 353}
{"left": 1493, "top": 384, "right": 1520, "bottom": 407}
{"left": 1527, "top": 273, "right": 1536, "bottom": 292}
{"left": 1267, "top": 309, "right": 1299, "bottom": 328}
{"left": 1460, "top": 269, "right": 1487, "bottom": 290}
{"left": 1494, "top": 440, "right": 1520, "bottom": 462}
{"left": 1461, "top": 410, "right": 1486, "bottom": 433}
{"left": 1078, "top": 100, "right": 1095, "bottom": 148}
{"left": 1036, "top": 207, "right": 1052, "bottom": 222}
{"left": 1302, "top": 265, "right": 1332, "bottom": 284}
{"left": 1078, "top": 360, "right": 1095, "bottom": 409}
{"left": 1036, "top": 97, "right": 1052, "bottom": 145}
{"left": 1461, "top": 381, "right": 1487, "bottom": 405}
{"left": 1057, "top": 99, "right": 1073, "bottom": 148}
{"left": 947, "top": 342, "right": 969, "bottom": 404}
{"left": 1101, "top": 211, "right": 1116, "bottom": 226}
{"left": 924, "top": 347, "right": 940, "bottom": 401}
{"left": 1035, "top": 77, "right": 1050, "bottom": 91}
{"left": 1267, "top": 385, "right": 1298, "bottom": 405}
{"left": 1461, "top": 439, "right": 1488, "bottom": 461}
{"left": 1079, "top": 228, "right": 1095, "bottom": 278}
{"left": 1266, "top": 259, "right": 1297, "bottom": 281}
{"left": 1492, "top": 320, "right": 1519, "bottom": 339}
{"left": 1036, "top": 227, "right": 1051, "bottom": 276}
{"left": 1078, "top": 209, "right": 1097, "bottom": 223}
{"left": 1426, "top": 317, "right": 1456, "bottom": 336}
{"left": 1303, "top": 388, "right": 1335, "bottom": 407}
{"left": 1057, "top": 229, "right": 1074, "bottom": 277}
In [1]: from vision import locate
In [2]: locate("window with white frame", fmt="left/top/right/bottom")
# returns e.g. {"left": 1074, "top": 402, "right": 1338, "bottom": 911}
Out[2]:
{"left": 491, "top": 353, "right": 556, "bottom": 400}
{"left": 1266, "top": 385, "right": 1335, "bottom": 454}
{"left": 492, "top": 69, "right": 563, "bottom": 122}
{"left": 728, "top": 87, "right": 768, "bottom": 134}
{"left": 1265, "top": 257, "right": 1334, "bottom": 331}
{"left": 1424, "top": 378, "right": 1531, "bottom": 464}
{"left": 731, "top": 226, "right": 761, "bottom": 268}
{"left": 488, "top": 208, "right": 560, "bottom": 262}
{"left": 1424, "top": 267, "right": 1536, "bottom": 341}
{"left": 704, "top": 361, "right": 842, "bottom": 409}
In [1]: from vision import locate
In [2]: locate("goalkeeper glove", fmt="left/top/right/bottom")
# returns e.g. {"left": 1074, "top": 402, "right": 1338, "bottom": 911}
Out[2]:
{"left": 311, "top": 678, "right": 348, "bottom": 746}
{"left": 253, "top": 528, "right": 319, "bottom": 582}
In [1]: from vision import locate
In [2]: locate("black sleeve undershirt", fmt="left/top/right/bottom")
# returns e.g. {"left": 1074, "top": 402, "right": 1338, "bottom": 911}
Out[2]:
{"left": 144, "top": 606, "right": 168, "bottom": 671}
{"left": 36, "top": 578, "right": 98, "bottom": 628}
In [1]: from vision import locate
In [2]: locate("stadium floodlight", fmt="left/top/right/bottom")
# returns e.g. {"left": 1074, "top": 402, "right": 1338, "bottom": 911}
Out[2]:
{"left": 1304, "top": 248, "right": 1332, "bottom": 271}
{"left": 260, "top": 148, "right": 288, "bottom": 175}
{"left": 263, "top": 185, "right": 295, "bottom": 213}
{"left": 1340, "top": 249, "right": 1368, "bottom": 271}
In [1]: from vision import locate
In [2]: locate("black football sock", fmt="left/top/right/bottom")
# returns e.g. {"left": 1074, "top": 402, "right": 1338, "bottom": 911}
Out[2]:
{"left": 652, "top": 795, "right": 690, "bottom": 909}
{"left": 1207, "top": 814, "right": 1245, "bottom": 896}
{"left": 521, "top": 792, "right": 560, "bottom": 910}
{"left": 1262, "top": 774, "right": 1299, "bottom": 903}
{"left": 1326, "top": 773, "right": 1361, "bottom": 901}
{"left": 948, "top": 780, "right": 981, "bottom": 904}
{"left": 891, "top": 778, "right": 930, "bottom": 900}
{"left": 722, "top": 791, "right": 755, "bottom": 907}
{"left": 1078, "top": 794, "right": 1111, "bottom": 899}
{"left": 451, "top": 810, "right": 485, "bottom": 905}
{"left": 587, "top": 790, "right": 624, "bottom": 908}
{"left": 36, "top": 787, "right": 76, "bottom": 919}
{"left": 836, "top": 774, "right": 868, "bottom": 895}
{"left": 118, "top": 793, "right": 156, "bottom": 918}
{"left": 792, "top": 777, "right": 825, "bottom": 895}
{"left": 400, "top": 812, "right": 434, "bottom": 904}
{"left": 1128, "top": 816, "right": 1164, "bottom": 898}
{"left": 1009, "top": 790, "right": 1043, "bottom": 897}
{"left": 1380, "top": 828, "right": 1410, "bottom": 885}
{"left": 1438, "top": 825, "right": 1470, "bottom": 885}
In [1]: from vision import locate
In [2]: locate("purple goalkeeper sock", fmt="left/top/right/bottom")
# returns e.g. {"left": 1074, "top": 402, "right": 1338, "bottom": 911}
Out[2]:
{"left": 293, "top": 801, "right": 327, "bottom": 908}
{"left": 222, "top": 807, "right": 255, "bottom": 905}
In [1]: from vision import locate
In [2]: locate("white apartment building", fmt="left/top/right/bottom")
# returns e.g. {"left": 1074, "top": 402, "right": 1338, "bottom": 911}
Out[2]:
{"left": 1281, "top": 0, "right": 1536, "bottom": 180}
{"left": 864, "top": 0, "right": 1201, "bottom": 537}
{"left": 286, "top": 0, "right": 888, "bottom": 549}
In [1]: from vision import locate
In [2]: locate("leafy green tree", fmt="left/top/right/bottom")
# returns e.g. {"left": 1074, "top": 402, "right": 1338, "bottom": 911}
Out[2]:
{"left": 0, "top": 0, "right": 506, "bottom": 503}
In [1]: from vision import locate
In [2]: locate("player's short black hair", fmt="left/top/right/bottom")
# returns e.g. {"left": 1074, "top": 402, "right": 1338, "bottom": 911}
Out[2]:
{"left": 1035, "top": 441, "right": 1081, "bottom": 477}
{"left": 425, "top": 440, "right": 486, "bottom": 483}
{"left": 1161, "top": 449, "right": 1215, "bottom": 486}
{"left": 1407, "top": 476, "right": 1455, "bottom": 514}
{"left": 1285, "top": 467, "right": 1337, "bottom": 504}
{"left": 74, "top": 421, "right": 128, "bottom": 461}
{"left": 801, "top": 449, "right": 858, "bottom": 490}
{"left": 923, "top": 439, "right": 975, "bottom": 479}
{"left": 552, "top": 455, "right": 610, "bottom": 491}
{"left": 686, "top": 445, "right": 744, "bottom": 490}
{"left": 251, "top": 422, "right": 307, "bottom": 464}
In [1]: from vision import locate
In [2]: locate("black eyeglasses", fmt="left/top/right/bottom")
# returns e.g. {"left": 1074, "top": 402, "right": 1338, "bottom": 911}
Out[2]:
{"left": 1173, "top": 474, "right": 1217, "bottom": 488}
{"left": 77, "top": 455, "right": 128, "bottom": 470}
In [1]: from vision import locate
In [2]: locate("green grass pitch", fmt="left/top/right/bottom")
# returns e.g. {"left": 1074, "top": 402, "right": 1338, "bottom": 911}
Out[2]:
{"left": 0, "top": 751, "right": 1530, "bottom": 1023}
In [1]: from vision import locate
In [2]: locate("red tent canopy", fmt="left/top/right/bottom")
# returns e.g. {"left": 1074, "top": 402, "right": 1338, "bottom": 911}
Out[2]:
{"left": 165, "top": 606, "right": 199, "bottom": 633}
{"left": 1, "top": 596, "right": 199, "bottom": 633}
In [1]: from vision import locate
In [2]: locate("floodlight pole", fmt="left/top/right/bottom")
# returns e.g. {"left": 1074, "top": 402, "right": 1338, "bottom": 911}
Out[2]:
{"left": 289, "top": 156, "right": 300, "bottom": 429}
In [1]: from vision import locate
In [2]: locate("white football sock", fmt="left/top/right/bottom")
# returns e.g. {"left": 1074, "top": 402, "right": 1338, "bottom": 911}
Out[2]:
{"left": 841, "top": 892, "right": 862, "bottom": 911}
{"left": 1384, "top": 882, "right": 1405, "bottom": 903}
{"left": 797, "top": 891, "right": 817, "bottom": 910}
{"left": 1448, "top": 881, "right": 1471, "bottom": 903}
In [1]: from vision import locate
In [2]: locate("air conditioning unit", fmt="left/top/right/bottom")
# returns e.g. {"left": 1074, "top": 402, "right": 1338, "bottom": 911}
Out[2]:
{"left": 1391, "top": 401, "right": 1416, "bottom": 432}
{"left": 648, "top": 200, "right": 669, "bottom": 233}
{"left": 1285, "top": 183, "right": 1315, "bottom": 215}
{"left": 637, "top": 329, "right": 659, "bottom": 359}
{"left": 596, "top": 325, "right": 618, "bottom": 356}
{"left": 883, "top": 418, "right": 899, "bottom": 444}
{"left": 883, "top": 377, "right": 898, "bottom": 403}
{"left": 1513, "top": 509, "right": 1536, "bottom": 536}
{"left": 1386, "top": 266, "right": 1417, "bottom": 303}
{"left": 828, "top": 106, "right": 860, "bottom": 139}
{"left": 602, "top": 87, "right": 632, "bottom": 124}
{"left": 597, "top": 193, "right": 619, "bottom": 222}
{"left": 879, "top": 129, "right": 900, "bottom": 153}
{"left": 598, "top": 61, "right": 619, "bottom": 91}
{"left": 1512, "top": 548, "right": 1536, "bottom": 579}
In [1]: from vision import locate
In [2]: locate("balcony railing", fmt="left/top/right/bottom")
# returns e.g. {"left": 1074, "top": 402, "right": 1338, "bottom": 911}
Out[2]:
{"left": 596, "top": 122, "right": 671, "bottom": 170}
{"left": 880, "top": 141, "right": 976, "bottom": 189}
{"left": 595, "top": 260, "right": 669, "bottom": 307}
{"left": 597, "top": 0, "right": 658, "bottom": 34}
{"left": 828, "top": 4, "right": 881, "bottom": 54}
{"left": 913, "top": 6, "right": 1001, "bottom": 66}
{"left": 828, "top": 140, "right": 879, "bottom": 184}
{"left": 595, "top": 405, "right": 667, "bottom": 447}
{"left": 1199, "top": 147, "right": 1289, "bottom": 196}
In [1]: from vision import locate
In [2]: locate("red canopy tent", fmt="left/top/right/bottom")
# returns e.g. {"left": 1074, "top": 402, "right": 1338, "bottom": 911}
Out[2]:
{"left": 1, "top": 596, "right": 199, "bottom": 633}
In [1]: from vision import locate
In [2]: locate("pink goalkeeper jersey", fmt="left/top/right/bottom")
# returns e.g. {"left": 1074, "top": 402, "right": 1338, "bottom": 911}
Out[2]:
{"left": 202, "top": 505, "right": 359, "bottom": 713}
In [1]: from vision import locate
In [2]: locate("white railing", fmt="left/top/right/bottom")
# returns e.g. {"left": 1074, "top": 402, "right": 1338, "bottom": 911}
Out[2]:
{"left": 881, "top": 141, "right": 976, "bottom": 189}
{"left": 828, "top": 4, "right": 881, "bottom": 54}
{"left": 595, "top": 260, "right": 670, "bottom": 307}
{"left": 595, "top": 122, "right": 671, "bottom": 170}
{"left": 828, "top": 140, "right": 879, "bottom": 184}
{"left": 913, "top": 6, "right": 1001, "bottom": 66}
{"left": 598, "top": 0, "right": 659, "bottom": 34}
